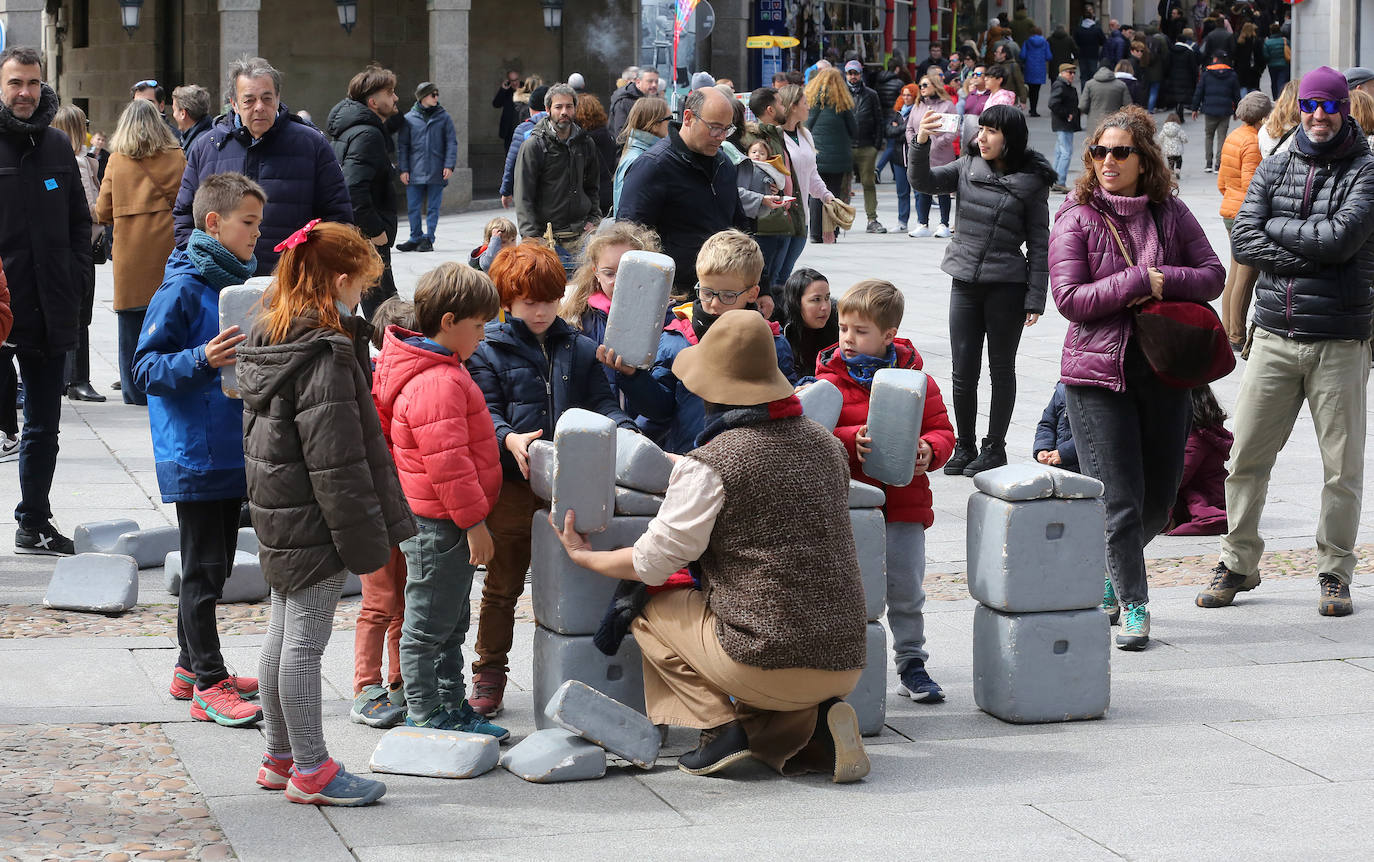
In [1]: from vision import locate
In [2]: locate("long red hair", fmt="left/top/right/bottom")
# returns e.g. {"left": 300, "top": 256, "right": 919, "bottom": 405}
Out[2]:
{"left": 260, "top": 221, "right": 383, "bottom": 344}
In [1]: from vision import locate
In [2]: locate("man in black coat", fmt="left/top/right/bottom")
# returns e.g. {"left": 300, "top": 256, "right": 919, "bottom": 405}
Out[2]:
{"left": 513, "top": 84, "right": 600, "bottom": 275}
{"left": 0, "top": 47, "right": 92, "bottom": 555}
{"left": 845, "top": 60, "right": 888, "bottom": 234}
{"left": 610, "top": 67, "right": 661, "bottom": 138}
{"left": 617, "top": 86, "right": 747, "bottom": 294}
{"left": 1074, "top": 6, "right": 1107, "bottom": 86}
{"left": 328, "top": 65, "right": 401, "bottom": 319}
{"left": 492, "top": 69, "right": 521, "bottom": 153}
{"left": 1047, "top": 64, "right": 1081, "bottom": 192}
{"left": 1163, "top": 31, "right": 1200, "bottom": 113}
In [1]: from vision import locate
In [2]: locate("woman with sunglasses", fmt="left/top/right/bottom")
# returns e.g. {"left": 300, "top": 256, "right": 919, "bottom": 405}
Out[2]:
{"left": 905, "top": 74, "right": 956, "bottom": 238}
{"left": 1048, "top": 106, "right": 1224, "bottom": 651}
{"left": 911, "top": 104, "right": 1056, "bottom": 477}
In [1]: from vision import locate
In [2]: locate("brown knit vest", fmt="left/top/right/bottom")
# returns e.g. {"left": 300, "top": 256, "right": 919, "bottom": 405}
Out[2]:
{"left": 688, "top": 416, "right": 867, "bottom": 670}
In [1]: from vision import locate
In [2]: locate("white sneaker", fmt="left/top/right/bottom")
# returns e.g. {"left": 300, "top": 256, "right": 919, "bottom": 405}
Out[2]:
{"left": 933, "top": 224, "right": 953, "bottom": 238}
{"left": 909, "top": 224, "right": 932, "bottom": 238}
{"left": 0, "top": 433, "right": 17, "bottom": 463}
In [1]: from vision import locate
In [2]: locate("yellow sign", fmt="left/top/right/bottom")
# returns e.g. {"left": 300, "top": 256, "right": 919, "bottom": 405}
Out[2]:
{"left": 746, "top": 35, "right": 800, "bottom": 49}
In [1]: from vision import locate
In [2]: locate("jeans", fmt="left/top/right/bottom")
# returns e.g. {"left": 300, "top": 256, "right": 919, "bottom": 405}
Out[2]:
{"left": 12, "top": 348, "right": 66, "bottom": 529}
{"left": 117, "top": 308, "right": 148, "bottom": 405}
{"left": 0, "top": 349, "right": 17, "bottom": 437}
{"left": 1053, "top": 130, "right": 1075, "bottom": 185}
{"left": 406, "top": 182, "right": 445, "bottom": 243}
{"left": 851, "top": 146, "right": 879, "bottom": 221}
{"left": 915, "top": 192, "right": 951, "bottom": 228}
{"left": 874, "top": 138, "right": 899, "bottom": 180}
{"left": 1203, "top": 113, "right": 1229, "bottom": 169}
{"left": 1147, "top": 81, "right": 1161, "bottom": 111}
{"left": 1065, "top": 344, "right": 1192, "bottom": 607}
{"left": 948, "top": 281, "right": 1027, "bottom": 446}
{"left": 895, "top": 165, "right": 912, "bottom": 225}
{"left": 756, "top": 234, "right": 808, "bottom": 289}
{"left": 1269, "top": 66, "right": 1290, "bottom": 99}
{"left": 175, "top": 498, "right": 241, "bottom": 690}
{"left": 400, "top": 515, "right": 478, "bottom": 721}
{"left": 886, "top": 522, "right": 929, "bottom": 670}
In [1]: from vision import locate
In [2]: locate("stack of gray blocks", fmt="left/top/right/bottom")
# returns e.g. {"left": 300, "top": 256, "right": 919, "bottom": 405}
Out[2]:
{"left": 966, "top": 464, "right": 1111, "bottom": 724}
{"left": 845, "top": 480, "right": 889, "bottom": 737}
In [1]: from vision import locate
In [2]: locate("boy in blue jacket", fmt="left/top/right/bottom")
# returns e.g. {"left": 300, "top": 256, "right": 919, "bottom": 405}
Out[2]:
{"left": 133, "top": 172, "right": 267, "bottom": 729}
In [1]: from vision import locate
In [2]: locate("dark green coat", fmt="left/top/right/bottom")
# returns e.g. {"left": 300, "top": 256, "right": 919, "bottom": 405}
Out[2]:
{"left": 806, "top": 105, "right": 857, "bottom": 175}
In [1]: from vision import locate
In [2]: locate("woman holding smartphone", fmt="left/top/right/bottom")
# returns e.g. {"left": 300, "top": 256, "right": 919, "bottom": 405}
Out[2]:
{"left": 904, "top": 72, "right": 957, "bottom": 238}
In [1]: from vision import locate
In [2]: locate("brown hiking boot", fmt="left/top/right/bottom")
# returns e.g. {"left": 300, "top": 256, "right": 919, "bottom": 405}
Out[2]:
{"left": 467, "top": 670, "right": 506, "bottom": 717}
{"left": 1318, "top": 574, "right": 1353, "bottom": 617}
{"left": 1196, "top": 562, "right": 1260, "bottom": 608}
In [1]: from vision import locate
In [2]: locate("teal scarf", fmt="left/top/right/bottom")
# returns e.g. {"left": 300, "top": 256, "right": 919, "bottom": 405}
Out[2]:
{"left": 186, "top": 229, "right": 256, "bottom": 289}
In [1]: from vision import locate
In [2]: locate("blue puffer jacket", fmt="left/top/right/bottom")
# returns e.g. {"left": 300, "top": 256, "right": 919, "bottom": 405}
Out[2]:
{"left": 1020, "top": 34, "right": 1053, "bottom": 86}
{"left": 131, "top": 250, "right": 246, "bottom": 503}
{"left": 468, "top": 315, "right": 637, "bottom": 481}
{"left": 1032, "top": 382, "right": 1078, "bottom": 470}
{"left": 397, "top": 103, "right": 458, "bottom": 186}
{"left": 173, "top": 107, "right": 352, "bottom": 276}
{"left": 500, "top": 111, "right": 547, "bottom": 197}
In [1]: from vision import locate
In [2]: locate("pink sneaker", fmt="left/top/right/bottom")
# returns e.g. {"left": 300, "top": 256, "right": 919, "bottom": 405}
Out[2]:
{"left": 191, "top": 680, "right": 263, "bottom": 727}
{"left": 257, "top": 753, "right": 293, "bottom": 790}
{"left": 285, "top": 759, "right": 386, "bottom": 807}
{"left": 171, "top": 666, "right": 259, "bottom": 701}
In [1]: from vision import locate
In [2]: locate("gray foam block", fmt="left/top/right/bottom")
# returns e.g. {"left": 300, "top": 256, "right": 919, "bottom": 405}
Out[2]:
{"left": 164, "top": 551, "right": 182, "bottom": 596}
{"left": 613, "top": 486, "right": 664, "bottom": 516}
{"left": 849, "top": 508, "right": 887, "bottom": 622}
{"left": 218, "top": 281, "right": 268, "bottom": 399}
{"left": 369, "top": 726, "right": 499, "bottom": 779}
{"left": 844, "top": 622, "right": 887, "bottom": 737}
{"left": 798, "top": 378, "right": 843, "bottom": 432}
{"left": 847, "top": 479, "right": 886, "bottom": 509}
{"left": 236, "top": 527, "right": 258, "bottom": 554}
{"left": 73, "top": 519, "right": 140, "bottom": 554}
{"left": 602, "top": 250, "right": 676, "bottom": 369}
{"left": 44, "top": 553, "right": 139, "bottom": 614}
{"left": 342, "top": 571, "right": 362, "bottom": 597}
{"left": 966, "top": 493, "right": 1106, "bottom": 613}
{"left": 971, "top": 464, "right": 1056, "bottom": 501}
{"left": 614, "top": 428, "right": 673, "bottom": 494}
{"left": 528, "top": 439, "right": 555, "bottom": 502}
{"left": 500, "top": 728, "right": 607, "bottom": 783}
{"left": 552, "top": 409, "right": 617, "bottom": 533}
{"left": 544, "top": 678, "right": 659, "bottom": 769}
{"left": 972, "top": 605, "right": 1110, "bottom": 724}
{"left": 530, "top": 511, "right": 652, "bottom": 635}
{"left": 862, "top": 368, "right": 928, "bottom": 487}
{"left": 220, "top": 551, "right": 270, "bottom": 603}
{"left": 1047, "top": 466, "right": 1106, "bottom": 499}
{"left": 533, "top": 627, "right": 646, "bottom": 735}
{"left": 109, "top": 525, "right": 181, "bottom": 570}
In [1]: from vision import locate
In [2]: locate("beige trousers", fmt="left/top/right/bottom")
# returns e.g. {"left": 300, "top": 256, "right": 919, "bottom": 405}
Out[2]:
{"left": 1220, "top": 218, "right": 1259, "bottom": 344}
{"left": 631, "top": 589, "right": 862, "bottom": 772}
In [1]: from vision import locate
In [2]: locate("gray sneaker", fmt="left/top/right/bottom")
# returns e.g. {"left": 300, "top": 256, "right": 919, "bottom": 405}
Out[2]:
{"left": 351, "top": 685, "right": 405, "bottom": 728}
{"left": 866, "top": 220, "right": 887, "bottom": 234}
{"left": 1116, "top": 603, "right": 1150, "bottom": 651}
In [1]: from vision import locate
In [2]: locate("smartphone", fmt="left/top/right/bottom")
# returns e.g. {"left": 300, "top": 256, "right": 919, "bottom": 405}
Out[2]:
{"left": 936, "top": 113, "right": 960, "bottom": 135}
{"left": 779, "top": 195, "right": 796, "bottom": 204}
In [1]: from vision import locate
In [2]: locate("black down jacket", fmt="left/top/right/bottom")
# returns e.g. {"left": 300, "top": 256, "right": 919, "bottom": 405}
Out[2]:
{"left": 327, "top": 98, "right": 399, "bottom": 245}
{"left": 1162, "top": 41, "right": 1199, "bottom": 109}
{"left": 1232, "top": 121, "right": 1374, "bottom": 341}
{"left": 850, "top": 85, "right": 885, "bottom": 149}
{"left": 1192, "top": 63, "right": 1240, "bottom": 117}
{"left": 513, "top": 116, "right": 600, "bottom": 238}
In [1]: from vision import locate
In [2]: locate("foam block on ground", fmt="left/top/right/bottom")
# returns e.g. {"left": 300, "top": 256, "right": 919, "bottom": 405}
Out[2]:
{"left": 972, "top": 605, "right": 1110, "bottom": 724}
{"left": 44, "top": 553, "right": 139, "bottom": 614}
{"left": 342, "top": 571, "right": 362, "bottom": 597}
{"left": 218, "top": 281, "right": 268, "bottom": 398}
{"left": 966, "top": 493, "right": 1106, "bottom": 613}
{"left": 551, "top": 409, "right": 616, "bottom": 533}
{"left": 109, "top": 525, "right": 181, "bottom": 570}
{"left": 220, "top": 551, "right": 270, "bottom": 603}
{"left": 614, "top": 428, "right": 673, "bottom": 493}
{"left": 1046, "top": 466, "right": 1106, "bottom": 499}
{"left": 500, "top": 728, "right": 607, "bottom": 783}
{"left": 73, "top": 519, "right": 140, "bottom": 554}
{"left": 847, "top": 479, "right": 886, "bottom": 509}
{"left": 531, "top": 511, "right": 652, "bottom": 635}
{"left": 533, "top": 627, "right": 646, "bottom": 735}
{"left": 602, "top": 250, "right": 676, "bottom": 369}
{"left": 844, "top": 622, "right": 887, "bottom": 737}
{"left": 236, "top": 527, "right": 258, "bottom": 554}
{"left": 164, "top": 551, "right": 182, "bottom": 596}
{"left": 862, "top": 368, "right": 928, "bottom": 487}
{"left": 613, "top": 487, "right": 664, "bottom": 516}
{"left": 798, "top": 378, "right": 843, "bottom": 432}
{"left": 849, "top": 508, "right": 887, "bottom": 622}
{"left": 544, "top": 678, "right": 659, "bottom": 769}
{"left": 972, "top": 464, "right": 1056, "bottom": 501}
{"left": 368, "top": 726, "right": 500, "bottom": 778}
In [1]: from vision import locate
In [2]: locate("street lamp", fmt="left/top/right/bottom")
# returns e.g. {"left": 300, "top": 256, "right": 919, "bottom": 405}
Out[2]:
{"left": 119, "top": 0, "right": 143, "bottom": 37}
{"left": 541, "top": 0, "right": 563, "bottom": 30}
{"left": 336, "top": 0, "right": 358, "bottom": 34}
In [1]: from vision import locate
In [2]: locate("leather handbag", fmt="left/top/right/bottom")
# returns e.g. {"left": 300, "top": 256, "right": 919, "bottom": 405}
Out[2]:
{"left": 1101, "top": 212, "right": 1235, "bottom": 388}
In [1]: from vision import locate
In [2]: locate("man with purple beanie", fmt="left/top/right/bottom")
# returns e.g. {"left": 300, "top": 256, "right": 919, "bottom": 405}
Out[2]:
{"left": 1198, "top": 67, "right": 1374, "bottom": 618}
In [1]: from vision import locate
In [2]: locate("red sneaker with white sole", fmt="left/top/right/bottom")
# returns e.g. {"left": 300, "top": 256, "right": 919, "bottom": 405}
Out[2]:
{"left": 257, "top": 753, "right": 293, "bottom": 790}
{"left": 170, "top": 666, "right": 259, "bottom": 701}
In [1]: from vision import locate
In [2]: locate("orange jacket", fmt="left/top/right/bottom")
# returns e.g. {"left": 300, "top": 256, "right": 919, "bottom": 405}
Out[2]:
{"left": 1218, "top": 123, "right": 1261, "bottom": 219}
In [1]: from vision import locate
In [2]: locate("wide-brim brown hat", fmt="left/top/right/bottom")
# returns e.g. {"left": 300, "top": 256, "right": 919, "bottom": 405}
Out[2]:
{"left": 672, "top": 310, "right": 794, "bottom": 405}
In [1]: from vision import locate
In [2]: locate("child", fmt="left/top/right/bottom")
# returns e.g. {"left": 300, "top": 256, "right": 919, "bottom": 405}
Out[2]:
{"left": 815, "top": 279, "right": 955, "bottom": 703}
{"left": 350, "top": 296, "right": 419, "bottom": 730}
{"left": 1158, "top": 111, "right": 1188, "bottom": 176}
{"left": 372, "top": 262, "right": 509, "bottom": 737}
{"left": 604, "top": 229, "right": 800, "bottom": 454}
{"left": 237, "top": 220, "right": 416, "bottom": 808}
{"left": 466, "top": 243, "right": 639, "bottom": 717}
{"left": 1032, "top": 381, "right": 1078, "bottom": 472}
{"left": 131, "top": 172, "right": 266, "bottom": 728}
{"left": 778, "top": 267, "right": 836, "bottom": 381}
{"left": 1167, "top": 385, "right": 1232, "bottom": 536}
{"left": 469, "top": 216, "right": 516, "bottom": 272}
{"left": 734, "top": 133, "right": 792, "bottom": 237}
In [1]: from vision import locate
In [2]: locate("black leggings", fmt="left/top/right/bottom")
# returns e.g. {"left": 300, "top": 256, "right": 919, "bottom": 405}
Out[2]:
{"left": 948, "top": 280, "right": 1027, "bottom": 446}
{"left": 809, "top": 172, "right": 849, "bottom": 242}
{"left": 1028, "top": 83, "right": 1042, "bottom": 113}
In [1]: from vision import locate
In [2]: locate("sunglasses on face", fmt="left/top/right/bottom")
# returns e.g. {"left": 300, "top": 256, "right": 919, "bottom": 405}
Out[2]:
{"left": 1088, "top": 145, "right": 1139, "bottom": 161}
{"left": 1299, "top": 98, "right": 1348, "bottom": 114}
{"left": 972, "top": 71, "right": 985, "bottom": 77}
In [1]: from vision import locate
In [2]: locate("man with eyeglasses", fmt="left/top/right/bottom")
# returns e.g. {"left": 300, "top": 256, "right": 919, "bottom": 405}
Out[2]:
{"left": 844, "top": 61, "right": 887, "bottom": 234}
{"left": 1201, "top": 67, "right": 1374, "bottom": 619}
{"left": 513, "top": 83, "right": 600, "bottom": 275}
{"left": 617, "top": 86, "right": 748, "bottom": 294}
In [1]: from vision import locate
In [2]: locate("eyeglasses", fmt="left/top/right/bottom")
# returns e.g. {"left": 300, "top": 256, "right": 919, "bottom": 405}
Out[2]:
{"left": 696, "top": 284, "right": 746, "bottom": 304}
{"left": 1299, "top": 98, "right": 1348, "bottom": 114}
{"left": 655, "top": 116, "right": 673, "bottom": 124}
{"left": 134, "top": 79, "right": 158, "bottom": 89}
{"left": 1088, "top": 145, "right": 1140, "bottom": 161}
{"left": 701, "top": 120, "right": 736, "bottom": 139}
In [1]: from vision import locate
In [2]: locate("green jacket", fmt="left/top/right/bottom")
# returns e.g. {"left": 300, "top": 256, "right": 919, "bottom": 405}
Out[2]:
{"left": 806, "top": 105, "right": 857, "bottom": 175}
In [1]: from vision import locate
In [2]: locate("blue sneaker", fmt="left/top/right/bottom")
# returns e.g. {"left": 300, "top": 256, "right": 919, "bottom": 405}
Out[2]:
{"left": 351, "top": 684, "right": 405, "bottom": 729}
{"left": 285, "top": 759, "right": 385, "bottom": 807}
{"left": 449, "top": 701, "right": 511, "bottom": 742}
{"left": 1103, "top": 576, "right": 1120, "bottom": 625}
{"left": 897, "top": 662, "right": 945, "bottom": 703}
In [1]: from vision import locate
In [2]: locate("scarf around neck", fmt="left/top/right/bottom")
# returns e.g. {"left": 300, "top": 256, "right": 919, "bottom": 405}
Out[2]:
{"left": 1095, "top": 188, "right": 1162, "bottom": 268}
{"left": 842, "top": 343, "right": 898, "bottom": 388}
{"left": 187, "top": 229, "right": 257, "bottom": 289}
{"left": 1295, "top": 117, "right": 1355, "bottom": 158}
{"left": 695, "top": 396, "right": 804, "bottom": 448}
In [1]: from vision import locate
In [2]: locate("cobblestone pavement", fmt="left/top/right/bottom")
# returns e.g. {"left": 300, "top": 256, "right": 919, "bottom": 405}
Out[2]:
{"left": 0, "top": 724, "right": 232, "bottom": 862}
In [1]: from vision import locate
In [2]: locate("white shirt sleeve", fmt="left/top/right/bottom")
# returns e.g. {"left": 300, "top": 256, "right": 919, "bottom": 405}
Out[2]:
{"left": 631, "top": 457, "right": 724, "bottom": 586}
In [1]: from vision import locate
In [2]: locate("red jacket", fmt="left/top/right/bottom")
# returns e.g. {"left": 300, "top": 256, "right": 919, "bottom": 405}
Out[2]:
{"left": 372, "top": 327, "right": 502, "bottom": 529}
{"left": 816, "top": 338, "right": 956, "bottom": 526}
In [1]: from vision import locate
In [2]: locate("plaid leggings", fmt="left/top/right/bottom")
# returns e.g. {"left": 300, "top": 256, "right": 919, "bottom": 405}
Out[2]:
{"left": 258, "top": 572, "right": 346, "bottom": 770}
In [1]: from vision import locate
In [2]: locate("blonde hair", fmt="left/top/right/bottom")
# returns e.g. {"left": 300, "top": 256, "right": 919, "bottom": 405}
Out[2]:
{"left": 1351, "top": 91, "right": 1374, "bottom": 140}
{"left": 837, "top": 279, "right": 904, "bottom": 332}
{"left": 695, "top": 229, "right": 764, "bottom": 286}
{"left": 52, "top": 105, "right": 88, "bottom": 155}
{"left": 804, "top": 67, "right": 854, "bottom": 112}
{"left": 483, "top": 216, "right": 516, "bottom": 244}
{"left": 1264, "top": 79, "right": 1300, "bottom": 141}
{"left": 109, "top": 98, "right": 180, "bottom": 159}
{"left": 561, "top": 222, "right": 662, "bottom": 325}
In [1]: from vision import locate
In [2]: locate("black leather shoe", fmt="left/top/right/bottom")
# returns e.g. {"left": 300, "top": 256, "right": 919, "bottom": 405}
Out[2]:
{"left": 66, "top": 382, "right": 106, "bottom": 402}
{"left": 396, "top": 239, "right": 421, "bottom": 252}
{"left": 962, "top": 439, "right": 1008, "bottom": 476}
{"left": 677, "top": 721, "right": 751, "bottom": 775}
{"left": 416, "top": 239, "right": 434, "bottom": 252}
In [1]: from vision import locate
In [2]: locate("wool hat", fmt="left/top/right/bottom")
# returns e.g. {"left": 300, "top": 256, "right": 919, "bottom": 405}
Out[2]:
{"left": 414, "top": 81, "right": 438, "bottom": 101}
{"left": 530, "top": 84, "right": 549, "bottom": 113}
{"left": 672, "top": 310, "right": 793, "bottom": 405}
{"left": 1299, "top": 66, "right": 1351, "bottom": 115}
{"left": 568, "top": 72, "right": 586, "bottom": 91}
{"left": 1345, "top": 67, "right": 1374, "bottom": 90}
{"left": 844, "top": 60, "right": 864, "bottom": 73}
{"left": 690, "top": 71, "right": 716, "bottom": 91}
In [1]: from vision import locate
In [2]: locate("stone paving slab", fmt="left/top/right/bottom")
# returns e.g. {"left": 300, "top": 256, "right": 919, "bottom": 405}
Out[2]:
{"left": 206, "top": 795, "right": 353, "bottom": 862}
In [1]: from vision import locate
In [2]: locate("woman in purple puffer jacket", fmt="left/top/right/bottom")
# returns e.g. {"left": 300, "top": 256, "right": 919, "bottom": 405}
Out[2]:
{"left": 1048, "top": 105, "right": 1224, "bottom": 652}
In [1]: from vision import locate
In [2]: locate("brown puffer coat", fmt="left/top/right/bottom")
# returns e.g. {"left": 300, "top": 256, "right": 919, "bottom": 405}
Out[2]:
{"left": 96, "top": 148, "right": 185, "bottom": 311}
{"left": 237, "top": 311, "right": 416, "bottom": 593}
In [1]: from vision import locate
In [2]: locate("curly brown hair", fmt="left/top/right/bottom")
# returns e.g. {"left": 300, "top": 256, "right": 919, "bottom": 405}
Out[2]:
{"left": 1072, "top": 105, "right": 1177, "bottom": 205}
{"left": 574, "top": 92, "right": 608, "bottom": 131}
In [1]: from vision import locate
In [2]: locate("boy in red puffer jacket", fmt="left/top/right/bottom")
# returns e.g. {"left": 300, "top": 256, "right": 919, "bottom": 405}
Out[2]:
{"left": 816, "top": 279, "right": 955, "bottom": 704}
{"left": 371, "top": 262, "right": 510, "bottom": 741}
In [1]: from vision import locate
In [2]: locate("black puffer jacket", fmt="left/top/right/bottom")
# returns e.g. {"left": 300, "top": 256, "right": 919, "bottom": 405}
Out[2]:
{"left": 238, "top": 312, "right": 416, "bottom": 593}
{"left": 327, "top": 98, "right": 398, "bottom": 245}
{"left": 1192, "top": 63, "right": 1240, "bottom": 117}
{"left": 1163, "top": 41, "right": 1199, "bottom": 109}
{"left": 1232, "top": 121, "right": 1374, "bottom": 341}
{"left": 874, "top": 70, "right": 904, "bottom": 113}
{"left": 909, "top": 141, "right": 1056, "bottom": 312}
{"left": 849, "top": 85, "right": 885, "bottom": 149}
{"left": 513, "top": 116, "right": 600, "bottom": 238}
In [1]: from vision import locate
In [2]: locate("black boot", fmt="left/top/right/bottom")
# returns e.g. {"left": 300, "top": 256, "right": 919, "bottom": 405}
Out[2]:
{"left": 677, "top": 721, "right": 752, "bottom": 775}
{"left": 66, "top": 333, "right": 105, "bottom": 402}
{"left": 962, "top": 438, "right": 1008, "bottom": 476}
{"left": 66, "top": 382, "right": 105, "bottom": 402}
{"left": 943, "top": 439, "right": 977, "bottom": 475}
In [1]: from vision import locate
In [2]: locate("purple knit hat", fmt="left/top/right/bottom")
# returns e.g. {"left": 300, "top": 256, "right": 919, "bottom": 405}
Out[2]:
{"left": 1299, "top": 66, "right": 1351, "bottom": 116}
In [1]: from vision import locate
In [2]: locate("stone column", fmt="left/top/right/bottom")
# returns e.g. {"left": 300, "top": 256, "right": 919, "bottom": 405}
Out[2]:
{"left": 0, "top": 0, "right": 45, "bottom": 55}
{"left": 218, "top": 0, "right": 261, "bottom": 85}
{"left": 429, "top": 0, "right": 472, "bottom": 209}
